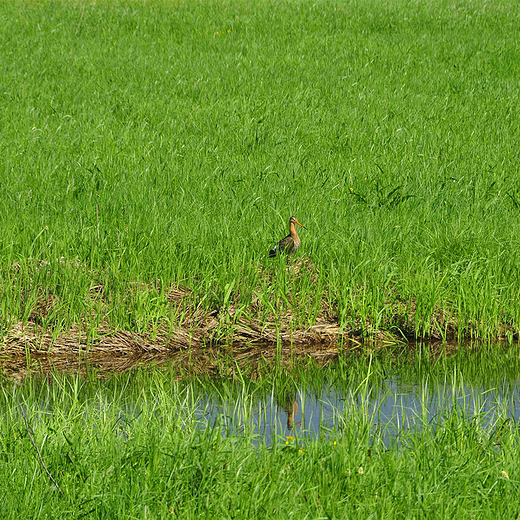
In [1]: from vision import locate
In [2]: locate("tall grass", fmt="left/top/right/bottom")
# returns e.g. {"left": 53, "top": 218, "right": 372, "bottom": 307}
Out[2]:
{"left": 1, "top": 0, "right": 520, "bottom": 339}
{"left": 2, "top": 357, "right": 520, "bottom": 519}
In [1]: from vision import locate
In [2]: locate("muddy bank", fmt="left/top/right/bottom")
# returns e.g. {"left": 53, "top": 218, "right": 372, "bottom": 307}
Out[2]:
{"left": 0, "top": 315, "right": 354, "bottom": 380}
{"left": 0, "top": 280, "right": 369, "bottom": 378}
{"left": 3, "top": 277, "right": 359, "bottom": 350}
{"left": 0, "top": 313, "right": 353, "bottom": 380}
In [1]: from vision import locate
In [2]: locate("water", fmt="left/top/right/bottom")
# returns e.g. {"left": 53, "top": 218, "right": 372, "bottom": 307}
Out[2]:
{"left": 4, "top": 347, "right": 520, "bottom": 444}
{"left": 192, "top": 376, "right": 520, "bottom": 444}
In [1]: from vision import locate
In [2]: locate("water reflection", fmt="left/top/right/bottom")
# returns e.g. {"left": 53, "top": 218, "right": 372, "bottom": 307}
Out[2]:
{"left": 0, "top": 352, "right": 170, "bottom": 382}
{"left": 3, "top": 347, "right": 520, "bottom": 444}
{"left": 283, "top": 399, "right": 300, "bottom": 430}
{"left": 195, "top": 378, "right": 520, "bottom": 444}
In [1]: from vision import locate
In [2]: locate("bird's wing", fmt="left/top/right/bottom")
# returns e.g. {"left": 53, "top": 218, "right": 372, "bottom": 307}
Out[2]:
{"left": 277, "top": 235, "right": 293, "bottom": 253}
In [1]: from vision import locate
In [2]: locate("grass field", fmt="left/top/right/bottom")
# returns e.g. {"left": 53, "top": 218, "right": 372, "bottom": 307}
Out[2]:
{"left": 2, "top": 353, "right": 520, "bottom": 519}
{"left": 1, "top": 0, "right": 520, "bottom": 342}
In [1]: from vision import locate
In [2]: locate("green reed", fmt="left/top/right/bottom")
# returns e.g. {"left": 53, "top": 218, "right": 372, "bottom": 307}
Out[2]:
{"left": 1, "top": 0, "right": 520, "bottom": 339}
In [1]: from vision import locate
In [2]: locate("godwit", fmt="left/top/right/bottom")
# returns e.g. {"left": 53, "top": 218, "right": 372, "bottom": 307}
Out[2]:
{"left": 269, "top": 216, "right": 305, "bottom": 257}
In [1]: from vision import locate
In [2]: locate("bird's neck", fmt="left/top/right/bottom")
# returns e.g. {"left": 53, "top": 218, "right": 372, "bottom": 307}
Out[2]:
{"left": 289, "top": 221, "right": 298, "bottom": 237}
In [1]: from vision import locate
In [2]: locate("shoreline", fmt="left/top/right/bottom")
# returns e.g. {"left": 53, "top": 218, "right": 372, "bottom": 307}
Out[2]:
{"left": 1, "top": 280, "right": 515, "bottom": 380}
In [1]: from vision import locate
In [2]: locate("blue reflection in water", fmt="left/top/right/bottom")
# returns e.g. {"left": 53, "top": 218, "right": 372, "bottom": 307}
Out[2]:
{"left": 192, "top": 377, "right": 520, "bottom": 445}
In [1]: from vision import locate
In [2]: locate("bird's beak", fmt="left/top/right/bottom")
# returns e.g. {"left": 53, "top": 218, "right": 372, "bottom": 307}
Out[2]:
{"left": 295, "top": 220, "right": 306, "bottom": 229}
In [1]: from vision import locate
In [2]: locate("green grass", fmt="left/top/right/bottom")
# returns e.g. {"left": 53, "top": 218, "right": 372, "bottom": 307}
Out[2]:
{"left": 1, "top": 0, "right": 520, "bottom": 339}
{"left": 2, "top": 356, "right": 520, "bottom": 519}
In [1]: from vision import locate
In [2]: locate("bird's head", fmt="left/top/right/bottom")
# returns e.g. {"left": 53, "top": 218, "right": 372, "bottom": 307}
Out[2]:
{"left": 290, "top": 216, "right": 306, "bottom": 229}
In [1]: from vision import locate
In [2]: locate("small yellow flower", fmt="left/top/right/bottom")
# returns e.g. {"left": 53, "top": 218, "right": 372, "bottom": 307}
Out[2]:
{"left": 333, "top": 441, "right": 337, "bottom": 446}
{"left": 358, "top": 466, "right": 364, "bottom": 475}
{"left": 227, "top": 29, "right": 231, "bottom": 33}
{"left": 298, "top": 449, "right": 303, "bottom": 453}
{"left": 286, "top": 435, "right": 294, "bottom": 440}
{"left": 349, "top": 187, "right": 354, "bottom": 192}
{"left": 285, "top": 441, "right": 289, "bottom": 445}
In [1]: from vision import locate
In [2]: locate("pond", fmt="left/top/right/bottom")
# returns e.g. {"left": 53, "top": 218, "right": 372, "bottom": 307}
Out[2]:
{"left": 193, "top": 374, "right": 520, "bottom": 445}
{"left": 2, "top": 343, "right": 520, "bottom": 445}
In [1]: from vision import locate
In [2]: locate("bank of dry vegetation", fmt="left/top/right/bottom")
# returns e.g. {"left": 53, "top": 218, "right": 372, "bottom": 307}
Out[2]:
{"left": 3, "top": 258, "right": 516, "bottom": 374}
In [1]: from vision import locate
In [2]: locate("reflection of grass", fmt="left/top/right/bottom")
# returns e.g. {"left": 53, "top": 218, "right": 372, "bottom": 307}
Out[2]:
{"left": 3, "top": 365, "right": 520, "bottom": 518}
{"left": 1, "top": 0, "right": 520, "bottom": 341}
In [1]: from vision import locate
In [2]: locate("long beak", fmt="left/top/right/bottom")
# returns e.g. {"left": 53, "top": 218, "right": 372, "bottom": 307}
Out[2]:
{"left": 295, "top": 219, "right": 306, "bottom": 229}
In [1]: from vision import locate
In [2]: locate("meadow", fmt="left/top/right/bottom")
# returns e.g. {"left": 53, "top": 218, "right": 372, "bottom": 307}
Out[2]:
{"left": 2, "top": 351, "right": 520, "bottom": 519}
{"left": 3, "top": 2, "right": 520, "bottom": 515}
{"left": 1, "top": 0, "right": 520, "bottom": 348}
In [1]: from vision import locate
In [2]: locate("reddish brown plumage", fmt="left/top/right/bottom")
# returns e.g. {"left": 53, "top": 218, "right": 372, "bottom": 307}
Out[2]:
{"left": 269, "top": 216, "right": 305, "bottom": 257}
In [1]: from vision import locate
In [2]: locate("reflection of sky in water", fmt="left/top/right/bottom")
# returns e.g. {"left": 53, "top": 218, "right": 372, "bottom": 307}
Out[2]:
{"left": 193, "top": 378, "right": 520, "bottom": 445}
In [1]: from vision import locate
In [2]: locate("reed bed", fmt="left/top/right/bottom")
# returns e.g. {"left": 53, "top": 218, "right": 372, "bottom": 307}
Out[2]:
{"left": 1, "top": 0, "right": 520, "bottom": 346}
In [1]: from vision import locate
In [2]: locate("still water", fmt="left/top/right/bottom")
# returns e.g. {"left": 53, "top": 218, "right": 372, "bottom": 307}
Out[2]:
{"left": 189, "top": 375, "right": 520, "bottom": 444}
{"left": 4, "top": 348, "right": 520, "bottom": 444}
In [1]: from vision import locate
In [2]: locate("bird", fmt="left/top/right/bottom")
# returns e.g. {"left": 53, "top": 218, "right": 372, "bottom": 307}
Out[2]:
{"left": 269, "top": 216, "right": 306, "bottom": 257}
